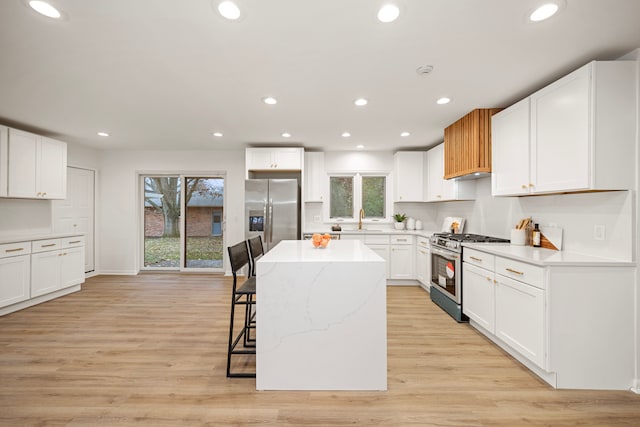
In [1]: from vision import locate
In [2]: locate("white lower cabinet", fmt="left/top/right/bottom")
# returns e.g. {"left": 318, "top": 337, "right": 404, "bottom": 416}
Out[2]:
{"left": 367, "top": 244, "right": 390, "bottom": 278}
{"left": 0, "top": 251, "right": 31, "bottom": 308}
{"left": 415, "top": 237, "right": 430, "bottom": 288}
{"left": 1, "top": 235, "right": 84, "bottom": 316}
{"left": 31, "top": 237, "right": 85, "bottom": 297}
{"left": 462, "top": 263, "right": 495, "bottom": 333}
{"left": 389, "top": 236, "right": 415, "bottom": 280}
{"left": 463, "top": 246, "right": 635, "bottom": 390}
{"left": 495, "top": 274, "right": 545, "bottom": 368}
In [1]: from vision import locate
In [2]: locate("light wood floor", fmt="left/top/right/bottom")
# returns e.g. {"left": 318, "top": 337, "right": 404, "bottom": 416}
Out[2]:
{"left": 1, "top": 274, "right": 638, "bottom": 426}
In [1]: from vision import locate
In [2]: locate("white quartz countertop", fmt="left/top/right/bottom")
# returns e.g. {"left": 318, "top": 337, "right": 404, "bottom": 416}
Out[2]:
{"left": 463, "top": 242, "right": 634, "bottom": 267}
{"left": 0, "top": 233, "right": 85, "bottom": 245}
{"left": 304, "top": 229, "right": 436, "bottom": 238}
{"left": 258, "top": 240, "right": 384, "bottom": 263}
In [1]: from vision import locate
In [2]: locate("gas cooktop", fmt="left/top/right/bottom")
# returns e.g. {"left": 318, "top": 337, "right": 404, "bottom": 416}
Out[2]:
{"left": 432, "top": 233, "right": 510, "bottom": 243}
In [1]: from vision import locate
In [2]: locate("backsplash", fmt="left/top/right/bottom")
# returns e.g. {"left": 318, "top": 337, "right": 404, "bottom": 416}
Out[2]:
{"left": 305, "top": 177, "right": 633, "bottom": 261}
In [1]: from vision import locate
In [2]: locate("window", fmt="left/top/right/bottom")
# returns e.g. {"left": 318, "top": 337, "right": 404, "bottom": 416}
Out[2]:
{"left": 328, "top": 173, "right": 390, "bottom": 222}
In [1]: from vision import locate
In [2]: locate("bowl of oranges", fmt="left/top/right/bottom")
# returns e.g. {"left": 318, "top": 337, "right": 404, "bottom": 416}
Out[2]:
{"left": 311, "top": 233, "right": 332, "bottom": 248}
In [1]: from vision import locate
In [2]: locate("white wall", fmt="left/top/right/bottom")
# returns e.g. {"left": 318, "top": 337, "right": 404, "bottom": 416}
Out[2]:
{"left": 97, "top": 149, "right": 245, "bottom": 274}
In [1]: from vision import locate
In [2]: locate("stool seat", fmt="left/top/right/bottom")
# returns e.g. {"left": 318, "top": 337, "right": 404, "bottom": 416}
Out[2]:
{"left": 236, "top": 277, "right": 256, "bottom": 295}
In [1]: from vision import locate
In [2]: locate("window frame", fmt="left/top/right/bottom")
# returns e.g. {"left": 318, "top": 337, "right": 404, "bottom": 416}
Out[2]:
{"left": 324, "top": 171, "right": 392, "bottom": 224}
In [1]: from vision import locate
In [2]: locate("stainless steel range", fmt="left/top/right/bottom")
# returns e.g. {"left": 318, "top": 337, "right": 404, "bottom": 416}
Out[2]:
{"left": 430, "top": 233, "right": 509, "bottom": 322}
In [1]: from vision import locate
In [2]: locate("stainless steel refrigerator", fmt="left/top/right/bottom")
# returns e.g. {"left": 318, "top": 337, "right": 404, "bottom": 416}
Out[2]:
{"left": 245, "top": 179, "right": 299, "bottom": 252}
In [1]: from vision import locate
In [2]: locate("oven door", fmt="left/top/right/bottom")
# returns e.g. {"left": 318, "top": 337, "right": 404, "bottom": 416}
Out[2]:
{"left": 430, "top": 246, "right": 461, "bottom": 304}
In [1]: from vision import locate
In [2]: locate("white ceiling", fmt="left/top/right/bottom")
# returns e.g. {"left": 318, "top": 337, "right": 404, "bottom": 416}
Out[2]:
{"left": 1, "top": 0, "right": 639, "bottom": 152}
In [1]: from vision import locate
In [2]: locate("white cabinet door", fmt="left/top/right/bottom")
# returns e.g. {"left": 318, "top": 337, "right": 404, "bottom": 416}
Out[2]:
{"left": 491, "top": 98, "right": 531, "bottom": 196}
{"left": 246, "top": 148, "right": 302, "bottom": 172}
{"left": 273, "top": 148, "right": 303, "bottom": 169}
{"left": 60, "top": 246, "right": 85, "bottom": 289}
{"left": 394, "top": 152, "right": 424, "bottom": 202}
{"left": 38, "top": 137, "right": 67, "bottom": 199}
{"left": 495, "top": 274, "right": 545, "bottom": 368}
{"left": 0, "top": 125, "right": 8, "bottom": 197}
{"left": 0, "top": 255, "right": 31, "bottom": 308}
{"left": 367, "top": 244, "right": 389, "bottom": 278}
{"left": 415, "top": 245, "right": 430, "bottom": 287}
{"left": 6, "top": 129, "right": 67, "bottom": 199}
{"left": 304, "top": 152, "right": 325, "bottom": 202}
{"left": 389, "top": 245, "right": 415, "bottom": 279}
{"left": 462, "top": 263, "right": 496, "bottom": 333}
{"left": 31, "top": 250, "right": 62, "bottom": 297}
{"left": 425, "top": 144, "right": 444, "bottom": 202}
{"left": 531, "top": 64, "right": 590, "bottom": 194}
{"left": 7, "top": 128, "right": 38, "bottom": 198}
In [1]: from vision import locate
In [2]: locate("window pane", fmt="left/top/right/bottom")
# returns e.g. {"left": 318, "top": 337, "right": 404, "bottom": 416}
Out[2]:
{"left": 144, "top": 176, "right": 181, "bottom": 268}
{"left": 330, "top": 176, "right": 353, "bottom": 218}
{"left": 362, "top": 176, "right": 385, "bottom": 218}
{"left": 184, "top": 177, "right": 224, "bottom": 269}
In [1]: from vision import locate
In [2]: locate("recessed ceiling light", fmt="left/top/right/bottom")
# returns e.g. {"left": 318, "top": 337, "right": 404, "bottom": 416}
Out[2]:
{"left": 217, "top": 1, "right": 241, "bottom": 20}
{"left": 281, "top": 132, "right": 291, "bottom": 138}
{"left": 400, "top": 131, "right": 411, "bottom": 137}
{"left": 377, "top": 4, "right": 400, "bottom": 23}
{"left": 436, "top": 97, "right": 451, "bottom": 105}
{"left": 529, "top": 3, "right": 559, "bottom": 21}
{"left": 356, "top": 144, "right": 365, "bottom": 149}
{"left": 29, "top": 1, "right": 61, "bottom": 18}
{"left": 342, "top": 132, "right": 351, "bottom": 138}
{"left": 212, "top": 132, "right": 223, "bottom": 137}
{"left": 263, "top": 97, "right": 277, "bottom": 105}
{"left": 97, "top": 132, "right": 109, "bottom": 137}
{"left": 354, "top": 98, "right": 368, "bottom": 107}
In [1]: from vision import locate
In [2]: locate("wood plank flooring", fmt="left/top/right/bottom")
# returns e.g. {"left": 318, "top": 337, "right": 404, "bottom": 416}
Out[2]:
{"left": 1, "top": 273, "right": 639, "bottom": 426}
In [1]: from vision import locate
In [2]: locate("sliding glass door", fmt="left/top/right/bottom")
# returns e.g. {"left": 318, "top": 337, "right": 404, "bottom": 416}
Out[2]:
{"left": 142, "top": 174, "right": 225, "bottom": 272}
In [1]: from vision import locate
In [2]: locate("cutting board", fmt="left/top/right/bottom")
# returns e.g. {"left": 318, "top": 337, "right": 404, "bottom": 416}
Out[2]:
{"left": 540, "top": 226, "right": 562, "bottom": 251}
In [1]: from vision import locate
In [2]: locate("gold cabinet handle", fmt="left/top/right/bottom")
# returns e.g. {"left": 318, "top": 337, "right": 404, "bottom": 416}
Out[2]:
{"left": 505, "top": 268, "right": 524, "bottom": 275}
{"left": 493, "top": 279, "right": 497, "bottom": 284}
{"left": 68, "top": 240, "right": 81, "bottom": 244}
{"left": 5, "top": 248, "right": 24, "bottom": 253}
{"left": 42, "top": 243, "right": 56, "bottom": 248}
{"left": 486, "top": 277, "right": 491, "bottom": 282}
{"left": 470, "top": 256, "right": 482, "bottom": 262}
{"left": 521, "top": 184, "right": 527, "bottom": 189}
{"left": 528, "top": 183, "right": 534, "bottom": 188}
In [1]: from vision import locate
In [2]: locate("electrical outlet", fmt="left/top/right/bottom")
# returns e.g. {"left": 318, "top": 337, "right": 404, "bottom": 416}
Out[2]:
{"left": 593, "top": 225, "right": 605, "bottom": 241}
{"left": 313, "top": 215, "right": 321, "bottom": 223}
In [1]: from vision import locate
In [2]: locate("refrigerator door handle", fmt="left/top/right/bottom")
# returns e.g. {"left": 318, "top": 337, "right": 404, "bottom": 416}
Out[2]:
{"left": 269, "top": 198, "right": 274, "bottom": 243}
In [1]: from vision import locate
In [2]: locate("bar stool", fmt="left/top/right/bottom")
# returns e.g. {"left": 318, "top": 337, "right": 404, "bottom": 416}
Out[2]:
{"left": 244, "top": 236, "right": 264, "bottom": 347}
{"left": 248, "top": 235, "right": 264, "bottom": 277}
{"left": 226, "top": 241, "right": 256, "bottom": 378}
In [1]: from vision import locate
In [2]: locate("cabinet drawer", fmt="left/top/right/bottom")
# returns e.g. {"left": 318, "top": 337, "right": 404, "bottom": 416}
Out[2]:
{"left": 61, "top": 236, "right": 85, "bottom": 248}
{"left": 463, "top": 248, "right": 495, "bottom": 270}
{"left": 416, "top": 236, "right": 430, "bottom": 248}
{"left": 495, "top": 256, "right": 544, "bottom": 289}
{"left": 32, "top": 238, "right": 62, "bottom": 253}
{"left": 390, "top": 235, "right": 414, "bottom": 245}
{"left": 365, "top": 234, "right": 390, "bottom": 244}
{"left": 0, "top": 241, "right": 31, "bottom": 259}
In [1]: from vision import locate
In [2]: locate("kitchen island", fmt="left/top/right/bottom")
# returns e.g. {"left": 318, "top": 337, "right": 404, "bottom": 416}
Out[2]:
{"left": 256, "top": 240, "right": 387, "bottom": 390}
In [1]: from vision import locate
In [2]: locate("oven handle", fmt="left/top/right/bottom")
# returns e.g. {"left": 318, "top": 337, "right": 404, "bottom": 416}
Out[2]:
{"left": 430, "top": 246, "right": 460, "bottom": 261}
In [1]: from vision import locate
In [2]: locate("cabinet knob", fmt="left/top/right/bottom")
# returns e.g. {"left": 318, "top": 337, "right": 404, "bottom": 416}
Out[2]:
{"left": 521, "top": 185, "right": 527, "bottom": 190}
{"left": 529, "top": 183, "right": 534, "bottom": 188}
{"left": 486, "top": 277, "right": 491, "bottom": 281}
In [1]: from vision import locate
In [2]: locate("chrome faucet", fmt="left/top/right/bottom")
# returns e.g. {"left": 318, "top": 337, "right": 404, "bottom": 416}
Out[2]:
{"left": 358, "top": 208, "right": 365, "bottom": 230}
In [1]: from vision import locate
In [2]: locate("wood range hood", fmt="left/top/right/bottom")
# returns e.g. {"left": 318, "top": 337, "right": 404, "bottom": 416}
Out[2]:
{"left": 443, "top": 108, "right": 502, "bottom": 179}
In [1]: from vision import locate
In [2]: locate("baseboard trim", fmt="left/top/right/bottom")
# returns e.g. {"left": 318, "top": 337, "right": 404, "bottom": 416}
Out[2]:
{"left": 97, "top": 270, "right": 138, "bottom": 275}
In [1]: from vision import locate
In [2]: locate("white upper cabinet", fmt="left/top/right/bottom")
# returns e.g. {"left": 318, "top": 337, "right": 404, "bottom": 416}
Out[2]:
{"left": 304, "top": 151, "right": 325, "bottom": 202}
{"left": 393, "top": 151, "right": 425, "bottom": 202}
{"left": 2, "top": 128, "right": 67, "bottom": 199}
{"left": 491, "top": 98, "right": 531, "bottom": 196}
{"left": 246, "top": 147, "right": 303, "bottom": 175}
{"left": 425, "top": 143, "right": 475, "bottom": 202}
{"left": 492, "top": 60, "right": 636, "bottom": 196}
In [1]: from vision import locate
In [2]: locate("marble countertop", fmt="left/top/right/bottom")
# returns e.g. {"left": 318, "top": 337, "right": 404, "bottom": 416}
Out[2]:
{"left": 0, "top": 233, "right": 85, "bottom": 245}
{"left": 258, "top": 240, "right": 384, "bottom": 263}
{"left": 463, "top": 242, "right": 634, "bottom": 267}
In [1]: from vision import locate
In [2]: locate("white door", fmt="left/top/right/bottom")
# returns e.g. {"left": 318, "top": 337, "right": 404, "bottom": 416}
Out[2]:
{"left": 53, "top": 167, "right": 95, "bottom": 273}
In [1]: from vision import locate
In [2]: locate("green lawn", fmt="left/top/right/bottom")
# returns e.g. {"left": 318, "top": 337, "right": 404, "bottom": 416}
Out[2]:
{"left": 144, "top": 236, "right": 223, "bottom": 267}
